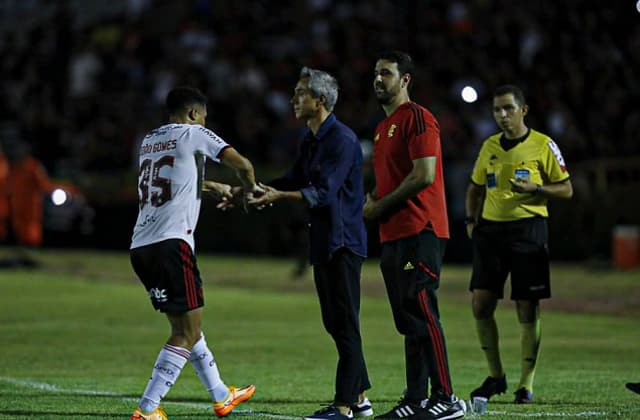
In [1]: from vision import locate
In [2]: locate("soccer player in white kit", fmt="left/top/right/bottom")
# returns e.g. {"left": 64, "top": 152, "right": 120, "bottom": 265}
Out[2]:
{"left": 129, "top": 87, "right": 259, "bottom": 420}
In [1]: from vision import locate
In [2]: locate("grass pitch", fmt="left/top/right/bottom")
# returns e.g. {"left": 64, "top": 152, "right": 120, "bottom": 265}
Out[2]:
{"left": 0, "top": 248, "right": 639, "bottom": 419}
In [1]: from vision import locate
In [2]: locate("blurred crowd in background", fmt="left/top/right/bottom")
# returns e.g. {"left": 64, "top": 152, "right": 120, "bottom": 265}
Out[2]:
{"left": 0, "top": 0, "right": 638, "bottom": 258}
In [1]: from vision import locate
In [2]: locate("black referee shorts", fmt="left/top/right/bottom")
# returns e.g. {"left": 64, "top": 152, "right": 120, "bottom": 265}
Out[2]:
{"left": 130, "top": 239, "right": 204, "bottom": 314}
{"left": 470, "top": 217, "right": 550, "bottom": 300}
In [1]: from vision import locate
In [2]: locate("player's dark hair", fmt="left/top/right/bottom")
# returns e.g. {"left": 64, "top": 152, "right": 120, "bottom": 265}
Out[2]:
{"left": 494, "top": 85, "right": 526, "bottom": 106}
{"left": 377, "top": 50, "right": 414, "bottom": 78}
{"left": 166, "top": 86, "right": 208, "bottom": 116}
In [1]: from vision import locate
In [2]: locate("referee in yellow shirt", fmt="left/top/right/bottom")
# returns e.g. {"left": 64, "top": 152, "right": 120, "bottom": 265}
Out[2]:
{"left": 465, "top": 85, "right": 573, "bottom": 405}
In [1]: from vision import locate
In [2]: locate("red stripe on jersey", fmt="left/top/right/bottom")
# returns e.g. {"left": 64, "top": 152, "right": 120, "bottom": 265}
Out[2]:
{"left": 409, "top": 103, "right": 426, "bottom": 135}
{"left": 216, "top": 145, "right": 233, "bottom": 160}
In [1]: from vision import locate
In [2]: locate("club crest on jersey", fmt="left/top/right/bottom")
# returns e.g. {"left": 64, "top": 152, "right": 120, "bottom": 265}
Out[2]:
{"left": 387, "top": 124, "right": 397, "bottom": 138}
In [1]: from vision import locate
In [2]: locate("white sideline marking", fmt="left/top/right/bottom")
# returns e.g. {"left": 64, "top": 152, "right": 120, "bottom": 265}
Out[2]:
{"left": 0, "top": 377, "right": 298, "bottom": 419}
{"left": 2, "top": 377, "right": 614, "bottom": 418}
{"left": 484, "top": 410, "right": 607, "bottom": 417}
{"left": 1, "top": 377, "right": 120, "bottom": 396}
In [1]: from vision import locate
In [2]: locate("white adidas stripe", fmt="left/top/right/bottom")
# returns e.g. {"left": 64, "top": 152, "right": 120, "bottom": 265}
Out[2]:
{"left": 429, "top": 402, "right": 446, "bottom": 414}
{"left": 395, "top": 405, "right": 414, "bottom": 417}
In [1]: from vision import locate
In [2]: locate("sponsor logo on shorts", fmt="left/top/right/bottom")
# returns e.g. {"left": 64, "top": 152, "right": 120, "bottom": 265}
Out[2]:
{"left": 149, "top": 287, "right": 168, "bottom": 302}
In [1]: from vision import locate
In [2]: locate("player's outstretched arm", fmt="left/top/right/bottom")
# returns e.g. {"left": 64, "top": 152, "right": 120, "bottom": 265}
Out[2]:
{"left": 219, "top": 147, "right": 257, "bottom": 190}
{"left": 248, "top": 183, "right": 302, "bottom": 209}
{"left": 219, "top": 147, "right": 271, "bottom": 212}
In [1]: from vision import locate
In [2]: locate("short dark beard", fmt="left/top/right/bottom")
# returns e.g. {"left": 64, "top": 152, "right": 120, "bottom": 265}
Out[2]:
{"left": 376, "top": 91, "right": 393, "bottom": 105}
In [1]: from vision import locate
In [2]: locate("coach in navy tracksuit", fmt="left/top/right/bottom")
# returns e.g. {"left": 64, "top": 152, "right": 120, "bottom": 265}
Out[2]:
{"left": 249, "top": 67, "right": 371, "bottom": 420}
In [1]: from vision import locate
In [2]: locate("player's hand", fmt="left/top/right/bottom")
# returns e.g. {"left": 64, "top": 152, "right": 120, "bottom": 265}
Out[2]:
{"left": 509, "top": 178, "right": 536, "bottom": 194}
{"left": 363, "top": 193, "right": 382, "bottom": 220}
{"left": 214, "top": 185, "right": 243, "bottom": 211}
{"left": 466, "top": 223, "right": 475, "bottom": 239}
{"left": 241, "top": 183, "right": 268, "bottom": 212}
{"left": 248, "top": 183, "right": 277, "bottom": 210}
{"left": 202, "top": 180, "right": 233, "bottom": 199}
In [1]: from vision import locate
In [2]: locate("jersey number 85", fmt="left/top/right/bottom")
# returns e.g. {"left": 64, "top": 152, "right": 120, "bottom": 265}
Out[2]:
{"left": 138, "top": 156, "right": 175, "bottom": 209}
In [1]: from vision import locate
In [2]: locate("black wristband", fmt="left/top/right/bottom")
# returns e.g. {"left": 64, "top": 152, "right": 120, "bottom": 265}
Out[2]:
{"left": 533, "top": 184, "right": 542, "bottom": 195}
{"left": 464, "top": 216, "right": 477, "bottom": 225}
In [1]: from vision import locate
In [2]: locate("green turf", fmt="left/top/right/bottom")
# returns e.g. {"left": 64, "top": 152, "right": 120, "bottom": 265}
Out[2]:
{"left": 0, "top": 249, "right": 639, "bottom": 419}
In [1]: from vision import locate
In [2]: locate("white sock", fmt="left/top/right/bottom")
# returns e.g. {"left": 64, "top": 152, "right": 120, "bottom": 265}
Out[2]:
{"left": 139, "top": 344, "right": 190, "bottom": 413}
{"left": 189, "top": 334, "right": 229, "bottom": 401}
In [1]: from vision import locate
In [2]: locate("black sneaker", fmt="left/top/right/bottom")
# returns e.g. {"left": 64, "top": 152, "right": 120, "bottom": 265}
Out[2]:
{"left": 374, "top": 400, "right": 426, "bottom": 419}
{"left": 513, "top": 388, "right": 533, "bottom": 404}
{"left": 469, "top": 375, "right": 507, "bottom": 400}
{"left": 351, "top": 397, "right": 374, "bottom": 417}
{"left": 423, "top": 394, "right": 465, "bottom": 420}
{"left": 304, "top": 405, "right": 353, "bottom": 419}
{"left": 626, "top": 382, "right": 640, "bottom": 395}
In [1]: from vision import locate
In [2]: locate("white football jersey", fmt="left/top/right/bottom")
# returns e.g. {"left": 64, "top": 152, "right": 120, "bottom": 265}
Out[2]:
{"left": 130, "top": 123, "right": 230, "bottom": 251}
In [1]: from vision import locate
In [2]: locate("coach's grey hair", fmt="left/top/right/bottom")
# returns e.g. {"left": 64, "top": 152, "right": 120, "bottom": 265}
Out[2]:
{"left": 300, "top": 67, "right": 339, "bottom": 112}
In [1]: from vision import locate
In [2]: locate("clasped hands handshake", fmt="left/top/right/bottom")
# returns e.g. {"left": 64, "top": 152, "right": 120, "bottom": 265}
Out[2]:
{"left": 202, "top": 181, "right": 278, "bottom": 212}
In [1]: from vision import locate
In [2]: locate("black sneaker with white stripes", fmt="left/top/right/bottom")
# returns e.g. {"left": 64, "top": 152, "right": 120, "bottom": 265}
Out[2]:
{"left": 374, "top": 400, "right": 427, "bottom": 419}
{"left": 423, "top": 394, "right": 465, "bottom": 420}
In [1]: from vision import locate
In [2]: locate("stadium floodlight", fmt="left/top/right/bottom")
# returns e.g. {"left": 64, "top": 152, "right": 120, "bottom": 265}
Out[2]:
{"left": 461, "top": 85, "right": 478, "bottom": 103}
{"left": 52, "top": 188, "right": 68, "bottom": 206}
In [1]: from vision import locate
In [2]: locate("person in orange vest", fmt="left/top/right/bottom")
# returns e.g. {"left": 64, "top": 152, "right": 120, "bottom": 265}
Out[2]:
{"left": 4, "top": 140, "right": 54, "bottom": 265}
{"left": 0, "top": 144, "right": 9, "bottom": 244}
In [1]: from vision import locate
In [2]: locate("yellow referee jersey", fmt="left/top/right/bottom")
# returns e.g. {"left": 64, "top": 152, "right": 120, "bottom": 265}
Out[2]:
{"left": 470, "top": 129, "right": 570, "bottom": 221}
